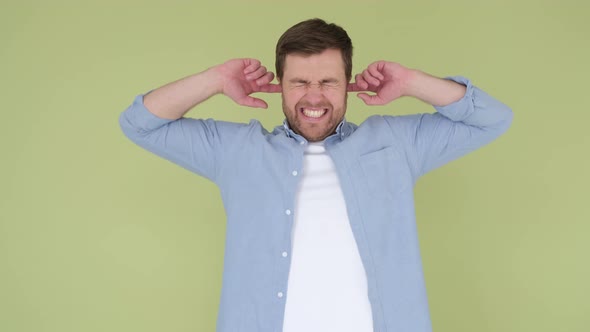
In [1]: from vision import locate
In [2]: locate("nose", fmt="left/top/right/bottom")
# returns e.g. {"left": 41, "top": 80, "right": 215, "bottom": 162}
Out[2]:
{"left": 303, "top": 84, "right": 325, "bottom": 103}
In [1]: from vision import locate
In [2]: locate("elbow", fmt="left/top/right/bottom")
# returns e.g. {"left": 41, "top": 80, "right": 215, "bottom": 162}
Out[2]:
{"left": 497, "top": 105, "right": 514, "bottom": 134}
{"left": 118, "top": 109, "right": 150, "bottom": 144}
{"left": 481, "top": 100, "right": 513, "bottom": 135}
{"left": 118, "top": 111, "right": 136, "bottom": 139}
{"left": 472, "top": 104, "right": 513, "bottom": 143}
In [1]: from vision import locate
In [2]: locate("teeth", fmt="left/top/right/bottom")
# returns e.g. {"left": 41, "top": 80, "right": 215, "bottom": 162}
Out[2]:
{"left": 302, "top": 108, "right": 327, "bottom": 118}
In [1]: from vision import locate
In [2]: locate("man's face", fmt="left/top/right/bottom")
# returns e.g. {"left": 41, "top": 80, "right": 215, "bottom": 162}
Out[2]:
{"left": 280, "top": 48, "right": 348, "bottom": 142}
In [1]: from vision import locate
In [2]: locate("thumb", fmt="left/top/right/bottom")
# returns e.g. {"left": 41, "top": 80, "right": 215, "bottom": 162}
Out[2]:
{"left": 357, "top": 93, "right": 383, "bottom": 105}
{"left": 237, "top": 96, "right": 268, "bottom": 109}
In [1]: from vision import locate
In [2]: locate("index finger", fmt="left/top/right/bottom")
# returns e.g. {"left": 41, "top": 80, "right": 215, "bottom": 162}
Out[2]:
{"left": 347, "top": 82, "right": 366, "bottom": 92}
{"left": 258, "top": 83, "right": 282, "bottom": 93}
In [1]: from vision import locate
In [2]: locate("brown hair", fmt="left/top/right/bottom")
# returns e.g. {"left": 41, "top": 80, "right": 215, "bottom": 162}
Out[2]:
{"left": 275, "top": 18, "right": 353, "bottom": 82}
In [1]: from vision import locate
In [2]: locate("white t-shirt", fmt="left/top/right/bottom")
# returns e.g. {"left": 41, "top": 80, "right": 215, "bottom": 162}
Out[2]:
{"left": 282, "top": 142, "right": 374, "bottom": 332}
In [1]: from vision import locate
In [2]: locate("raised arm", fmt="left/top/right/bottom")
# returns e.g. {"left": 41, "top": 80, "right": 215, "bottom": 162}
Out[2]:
{"left": 348, "top": 61, "right": 513, "bottom": 176}
{"left": 347, "top": 61, "right": 466, "bottom": 107}
{"left": 144, "top": 59, "right": 281, "bottom": 119}
{"left": 119, "top": 59, "right": 281, "bottom": 181}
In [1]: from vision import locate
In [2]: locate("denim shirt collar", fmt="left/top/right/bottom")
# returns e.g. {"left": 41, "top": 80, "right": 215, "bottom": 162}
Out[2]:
{"left": 280, "top": 118, "right": 354, "bottom": 144}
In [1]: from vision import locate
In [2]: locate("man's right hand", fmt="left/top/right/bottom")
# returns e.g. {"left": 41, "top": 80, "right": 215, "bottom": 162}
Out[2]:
{"left": 143, "top": 58, "right": 281, "bottom": 120}
{"left": 213, "top": 59, "right": 282, "bottom": 109}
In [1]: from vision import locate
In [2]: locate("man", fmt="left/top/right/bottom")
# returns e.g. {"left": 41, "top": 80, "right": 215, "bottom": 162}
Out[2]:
{"left": 119, "top": 18, "right": 512, "bottom": 332}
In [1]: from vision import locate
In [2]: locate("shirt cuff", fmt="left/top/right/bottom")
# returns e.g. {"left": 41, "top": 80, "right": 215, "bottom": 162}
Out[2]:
{"left": 121, "top": 92, "right": 175, "bottom": 132}
{"left": 433, "top": 76, "right": 476, "bottom": 122}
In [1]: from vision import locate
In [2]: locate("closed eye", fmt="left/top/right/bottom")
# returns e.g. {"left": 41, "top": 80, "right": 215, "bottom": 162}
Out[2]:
{"left": 289, "top": 79, "right": 309, "bottom": 88}
{"left": 321, "top": 81, "right": 339, "bottom": 88}
{"left": 288, "top": 78, "right": 341, "bottom": 89}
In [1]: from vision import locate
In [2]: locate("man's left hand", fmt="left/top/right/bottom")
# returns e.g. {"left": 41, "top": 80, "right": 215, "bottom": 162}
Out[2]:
{"left": 347, "top": 61, "right": 413, "bottom": 105}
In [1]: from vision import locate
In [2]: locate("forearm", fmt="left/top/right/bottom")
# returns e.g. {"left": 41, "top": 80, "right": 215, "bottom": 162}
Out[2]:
{"left": 403, "top": 69, "right": 467, "bottom": 107}
{"left": 143, "top": 67, "right": 223, "bottom": 120}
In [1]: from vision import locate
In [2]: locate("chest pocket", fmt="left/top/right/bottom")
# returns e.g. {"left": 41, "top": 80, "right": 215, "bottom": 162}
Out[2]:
{"left": 358, "top": 146, "right": 412, "bottom": 197}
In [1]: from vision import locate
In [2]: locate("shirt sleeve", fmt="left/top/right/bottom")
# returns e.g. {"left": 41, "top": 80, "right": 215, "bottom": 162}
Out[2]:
{"left": 118, "top": 93, "right": 242, "bottom": 182}
{"left": 384, "top": 76, "right": 514, "bottom": 177}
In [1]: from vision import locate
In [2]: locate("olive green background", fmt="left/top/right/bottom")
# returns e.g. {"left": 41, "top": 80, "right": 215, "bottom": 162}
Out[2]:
{"left": 1, "top": 0, "right": 588, "bottom": 331}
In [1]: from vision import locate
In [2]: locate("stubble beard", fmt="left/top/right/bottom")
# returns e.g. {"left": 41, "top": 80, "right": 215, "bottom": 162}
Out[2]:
{"left": 281, "top": 96, "right": 347, "bottom": 143}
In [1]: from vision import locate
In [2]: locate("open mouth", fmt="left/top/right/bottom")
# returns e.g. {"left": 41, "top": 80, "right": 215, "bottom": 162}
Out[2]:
{"left": 300, "top": 107, "right": 329, "bottom": 119}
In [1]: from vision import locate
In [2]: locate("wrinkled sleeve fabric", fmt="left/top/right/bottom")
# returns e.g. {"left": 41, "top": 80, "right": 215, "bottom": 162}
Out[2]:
{"left": 385, "top": 76, "right": 513, "bottom": 178}
{"left": 118, "top": 93, "right": 235, "bottom": 182}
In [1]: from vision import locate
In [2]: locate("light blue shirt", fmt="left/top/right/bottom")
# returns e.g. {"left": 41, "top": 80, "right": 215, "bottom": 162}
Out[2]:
{"left": 119, "top": 76, "right": 512, "bottom": 332}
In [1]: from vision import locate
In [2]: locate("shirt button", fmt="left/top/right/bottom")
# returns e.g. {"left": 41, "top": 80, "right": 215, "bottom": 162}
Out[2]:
{"left": 299, "top": 141, "right": 305, "bottom": 145}
{"left": 282, "top": 251, "right": 288, "bottom": 257}
{"left": 277, "top": 292, "right": 284, "bottom": 298}
{"left": 292, "top": 170, "right": 298, "bottom": 176}
{"left": 285, "top": 209, "right": 291, "bottom": 215}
